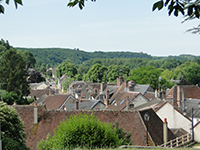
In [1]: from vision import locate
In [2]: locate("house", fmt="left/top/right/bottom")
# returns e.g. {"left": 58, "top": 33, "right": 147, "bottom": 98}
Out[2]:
{"left": 29, "top": 82, "right": 48, "bottom": 90}
{"left": 166, "top": 85, "right": 200, "bottom": 108}
{"left": 57, "top": 74, "right": 68, "bottom": 92}
{"left": 153, "top": 101, "right": 192, "bottom": 133}
{"left": 166, "top": 85, "right": 200, "bottom": 125}
{"left": 106, "top": 92, "right": 150, "bottom": 111}
{"left": 68, "top": 80, "right": 117, "bottom": 100}
{"left": 14, "top": 106, "right": 176, "bottom": 150}
{"left": 42, "top": 94, "right": 76, "bottom": 110}
{"left": 27, "top": 86, "right": 54, "bottom": 100}
{"left": 132, "top": 97, "right": 162, "bottom": 111}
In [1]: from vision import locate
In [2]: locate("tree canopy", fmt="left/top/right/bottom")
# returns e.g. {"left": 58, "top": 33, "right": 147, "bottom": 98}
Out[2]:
{"left": 0, "top": 49, "right": 30, "bottom": 97}
{"left": 56, "top": 60, "right": 78, "bottom": 78}
{"left": 0, "top": 101, "right": 29, "bottom": 150}
{"left": 86, "top": 63, "right": 107, "bottom": 83}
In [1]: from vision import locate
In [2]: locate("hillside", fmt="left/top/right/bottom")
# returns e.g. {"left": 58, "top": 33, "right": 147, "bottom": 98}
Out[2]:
{"left": 16, "top": 48, "right": 154, "bottom": 66}
{"left": 16, "top": 47, "right": 199, "bottom": 67}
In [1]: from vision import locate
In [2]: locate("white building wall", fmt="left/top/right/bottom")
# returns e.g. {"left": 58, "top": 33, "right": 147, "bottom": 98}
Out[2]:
{"left": 156, "top": 103, "right": 191, "bottom": 133}
{"left": 194, "top": 123, "right": 200, "bottom": 142}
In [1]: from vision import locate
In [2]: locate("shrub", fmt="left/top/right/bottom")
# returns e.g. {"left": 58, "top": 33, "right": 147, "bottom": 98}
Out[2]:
{"left": 37, "top": 113, "right": 120, "bottom": 149}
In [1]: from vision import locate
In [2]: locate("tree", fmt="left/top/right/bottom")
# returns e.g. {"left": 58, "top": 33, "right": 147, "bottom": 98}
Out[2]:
{"left": 86, "top": 63, "right": 107, "bottom": 83}
{"left": 56, "top": 60, "right": 77, "bottom": 78}
{"left": 0, "top": 0, "right": 22, "bottom": 14}
{"left": 0, "top": 101, "right": 29, "bottom": 150}
{"left": 128, "top": 66, "right": 161, "bottom": 90}
{"left": 17, "top": 50, "right": 36, "bottom": 70}
{"left": 183, "top": 62, "right": 200, "bottom": 85}
{"left": 0, "top": 49, "right": 30, "bottom": 97}
{"left": 37, "top": 113, "right": 120, "bottom": 149}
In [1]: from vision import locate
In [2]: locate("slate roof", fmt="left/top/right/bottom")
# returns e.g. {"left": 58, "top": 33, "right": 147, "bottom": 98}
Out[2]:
{"left": 132, "top": 98, "right": 161, "bottom": 111}
{"left": 182, "top": 99, "right": 200, "bottom": 119}
{"left": 133, "top": 84, "right": 154, "bottom": 95}
{"left": 29, "top": 86, "right": 54, "bottom": 99}
{"left": 43, "top": 94, "right": 75, "bottom": 110}
{"left": 106, "top": 92, "right": 150, "bottom": 110}
{"left": 64, "top": 100, "right": 105, "bottom": 110}
{"left": 30, "top": 94, "right": 48, "bottom": 106}
{"left": 14, "top": 106, "right": 176, "bottom": 149}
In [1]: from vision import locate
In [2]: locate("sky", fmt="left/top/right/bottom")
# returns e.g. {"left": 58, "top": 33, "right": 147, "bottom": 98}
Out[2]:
{"left": 1, "top": 0, "right": 200, "bottom": 56}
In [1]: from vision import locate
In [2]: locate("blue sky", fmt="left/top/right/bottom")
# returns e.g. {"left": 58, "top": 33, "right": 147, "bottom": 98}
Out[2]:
{"left": 1, "top": 0, "right": 200, "bottom": 56}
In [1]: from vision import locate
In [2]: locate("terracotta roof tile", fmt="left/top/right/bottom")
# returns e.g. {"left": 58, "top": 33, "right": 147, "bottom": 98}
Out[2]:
{"left": 43, "top": 94, "right": 74, "bottom": 110}
{"left": 14, "top": 106, "right": 176, "bottom": 149}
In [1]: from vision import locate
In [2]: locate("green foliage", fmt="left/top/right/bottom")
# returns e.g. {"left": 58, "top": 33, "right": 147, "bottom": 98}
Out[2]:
{"left": 17, "top": 49, "right": 36, "bottom": 70}
{"left": 56, "top": 60, "right": 77, "bottom": 78}
{"left": 86, "top": 63, "right": 107, "bottom": 83}
{"left": 0, "top": 49, "right": 30, "bottom": 97}
{"left": 0, "top": 101, "right": 29, "bottom": 150}
{"left": 1, "top": 91, "right": 29, "bottom": 105}
{"left": 46, "top": 70, "right": 52, "bottom": 77}
{"left": 0, "top": 0, "right": 23, "bottom": 14}
{"left": 128, "top": 66, "right": 162, "bottom": 90}
{"left": 183, "top": 62, "right": 200, "bottom": 85}
{"left": 75, "top": 73, "right": 82, "bottom": 81}
{"left": 37, "top": 113, "right": 120, "bottom": 149}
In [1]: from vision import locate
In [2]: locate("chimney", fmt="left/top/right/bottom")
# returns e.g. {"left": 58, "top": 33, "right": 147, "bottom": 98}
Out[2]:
{"left": 163, "top": 118, "right": 168, "bottom": 146}
{"left": 104, "top": 89, "right": 109, "bottom": 106}
{"left": 101, "top": 82, "right": 105, "bottom": 93}
{"left": 34, "top": 103, "right": 38, "bottom": 124}
{"left": 155, "top": 89, "right": 158, "bottom": 98}
{"left": 177, "top": 86, "right": 181, "bottom": 107}
{"left": 94, "top": 88, "right": 97, "bottom": 94}
{"left": 125, "top": 80, "right": 128, "bottom": 88}
{"left": 63, "top": 106, "right": 66, "bottom": 110}
{"left": 128, "top": 80, "right": 135, "bottom": 91}
{"left": 126, "top": 96, "right": 130, "bottom": 110}
{"left": 75, "top": 100, "right": 79, "bottom": 110}
{"left": 117, "top": 76, "right": 124, "bottom": 86}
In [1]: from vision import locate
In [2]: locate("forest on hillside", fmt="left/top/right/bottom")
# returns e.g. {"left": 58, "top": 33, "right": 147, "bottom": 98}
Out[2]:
{"left": 17, "top": 47, "right": 199, "bottom": 72}
{"left": 1, "top": 39, "right": 200, "bottom": 93}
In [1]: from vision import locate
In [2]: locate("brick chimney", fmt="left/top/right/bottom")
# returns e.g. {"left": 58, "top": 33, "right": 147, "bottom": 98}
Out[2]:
{"left": 34, "top": 103, "right": 38, "bottom": 124}
{"left": 163, "top": 118, "right": 168, "bottom": 146}
{"left": 126, "top": 96, "right": 130, "bottom": 110}
{"left": 117, "top": 76, "right": 124, "bottom": 86}
{"left": 104, "top": 89, "right": 109, "bottom": 106}
{"left": 101, "top": 82, "right": 105, "bottom": 93}
{"left": 75, "top": 100, "right": 79, "bottom": 110}
{"left": 177, "top": 86, "right": 181, "bottom": 107}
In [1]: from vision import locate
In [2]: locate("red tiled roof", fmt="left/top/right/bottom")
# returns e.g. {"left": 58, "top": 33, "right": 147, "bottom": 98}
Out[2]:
{"left": 166, "top": 85, "right": 200, "bottom": 101}
{"left": 14, "top": 106, "right": 176, "bottom": 149}
{"left": 43, "top": 94, "right": 73, "bottom": 109}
